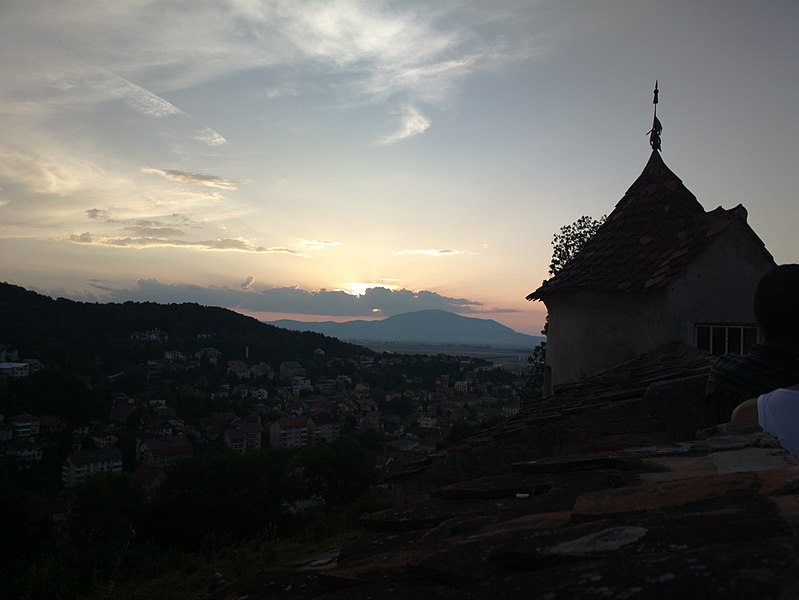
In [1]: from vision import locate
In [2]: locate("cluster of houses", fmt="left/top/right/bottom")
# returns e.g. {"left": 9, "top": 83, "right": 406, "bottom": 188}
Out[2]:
{"left": 0, "top": 345, "right": 44, "bottom": 380}
{"left": 1, "top": 339, "right": 526, "bottom": 491}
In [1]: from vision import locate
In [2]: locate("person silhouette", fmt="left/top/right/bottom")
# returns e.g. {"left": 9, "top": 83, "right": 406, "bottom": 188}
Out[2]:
{"left": 707, "top": 264, "right": 799, "bottom": 425}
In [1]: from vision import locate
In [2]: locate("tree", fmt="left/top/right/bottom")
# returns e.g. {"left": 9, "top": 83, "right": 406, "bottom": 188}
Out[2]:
{"left": 525, "top": 341, "right": 547, "bottom": 404}
{"left": 548, "top": 214, "right": 606, "bottom": 276}
{"left": 147, "top": 449, "right": 300, "bottom": 550}
{"left": 66, "top": 473, "right": 146, "bottom": 589}
{"left": 527, "top": 215, "right": 607, "bottom": 401}
{"left": 542, "top": 214, "right": 606, "bottom": 336}
{"left": 301, "top": 436, "right": 376, "bottom": 506}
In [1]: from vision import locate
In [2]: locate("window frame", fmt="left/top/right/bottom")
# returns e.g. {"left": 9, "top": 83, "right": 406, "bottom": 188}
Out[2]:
{"left": 695, "top": 323, "right": 759, "bottom": 356}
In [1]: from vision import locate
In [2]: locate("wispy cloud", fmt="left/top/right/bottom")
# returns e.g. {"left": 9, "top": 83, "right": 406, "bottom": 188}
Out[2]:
{"left": 69, "top": 232, "right": 303, "bottom": 254}
{"left": 241, "top": 275, "right": 255, "bottom": 290}
{"left": 259, "top": 83, "right": 302, "bottom": 100}
{"left": 121, "top": 225, "right": 186, "bottom": 238}
{"left": 38, "top": 68, "right": 186, "bottom": 119}
{"left": 194, "top": 127, "right": 228, "bottom": 146}
{"left": 84, "top": 208, "right": 193, "bottom": 229}
{"left": 393, "top": 248, "right": 472, "bottom": 257}
{"left": 379, "top": 105, "right": 431, "bottom": 145}
{"left": 0, "top": 147, "right": 84, "bottom": 196}
{"left": 102, "top": 70, "right": 185, "bottom": 118}
{"left": 297, "top": 238, "right": 342, "bottom": 251}
{"left": 174, "top": 189, "right": 226, "bottom": 201}
{"left": 0, "top": 2, "right": 539, "bottom": 138}
{"left": 141, "top": 167, "right": 238, "bottom": 190}
{"left": 74, "top": 209, "right": 338, "bottom": 258}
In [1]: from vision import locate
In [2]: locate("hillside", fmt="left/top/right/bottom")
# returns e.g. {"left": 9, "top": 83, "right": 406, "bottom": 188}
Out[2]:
{"left": 0, "top": 282, "right": 370, "bottom": 367}
{"left": 271, "top": 309, "right": 544, "bottom": 349}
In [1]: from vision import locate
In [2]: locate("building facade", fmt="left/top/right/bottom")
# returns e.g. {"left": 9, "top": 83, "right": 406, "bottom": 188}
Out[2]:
{"left": 528, "top": 150, "right": 774, "bottom": 395}
{"left": 137, "top": 436, "right": 193, "bottom": 467}
{"left": 62, "top": 448, "right": 123, "bottom": 487}
{"left": 269, "top": 417, "right": 315, "bottom": 448}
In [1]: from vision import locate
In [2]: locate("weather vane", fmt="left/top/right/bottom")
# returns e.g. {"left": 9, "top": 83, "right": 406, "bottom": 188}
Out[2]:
{"left": 647, "top": 80, "right": 662, "bottom": 151}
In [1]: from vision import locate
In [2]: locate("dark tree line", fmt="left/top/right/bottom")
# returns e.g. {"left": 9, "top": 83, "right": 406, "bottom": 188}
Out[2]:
{"left": 2, "top": 436, "right": 379, "bottom": 599}
{"left": 0, "top": 283, "right": 372, "bottom": 372}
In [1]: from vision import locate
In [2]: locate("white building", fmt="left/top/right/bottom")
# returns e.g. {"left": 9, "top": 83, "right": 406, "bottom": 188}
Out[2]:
{"left": 11, "top": 413, "right": 40, "bottom": 437}
{"left": 62, "top": 448, "right": 123, "bottom": 487}
{"left": 0, "top": 362, "right": 30, "bottom": 378}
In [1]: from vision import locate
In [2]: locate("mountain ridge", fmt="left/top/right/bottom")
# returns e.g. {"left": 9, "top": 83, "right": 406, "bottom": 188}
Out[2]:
{"left": 270, "top": 309, "right": 544, "bottom": 349}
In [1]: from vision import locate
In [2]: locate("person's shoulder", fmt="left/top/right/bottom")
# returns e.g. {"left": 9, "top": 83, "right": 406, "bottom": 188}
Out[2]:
{"left": 758, "top": 388, "right": 799, "bottom": 414}
{"left": 764, "top": 387, "right": 799, "bottom": 398}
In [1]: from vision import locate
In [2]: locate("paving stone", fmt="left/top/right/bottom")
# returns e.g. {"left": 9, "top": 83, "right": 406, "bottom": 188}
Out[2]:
{"left": 571, "top": 472, "right": 761, "bottom": 521}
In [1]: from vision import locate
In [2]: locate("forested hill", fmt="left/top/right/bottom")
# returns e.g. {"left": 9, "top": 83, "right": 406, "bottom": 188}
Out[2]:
{"left": 0, "top": 282, "right": 370, "bottom": 367}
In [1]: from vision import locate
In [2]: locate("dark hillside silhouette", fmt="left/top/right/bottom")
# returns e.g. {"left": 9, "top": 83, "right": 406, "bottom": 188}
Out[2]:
{"left": 0, "top": 282, "right": 370, "bottom": 368}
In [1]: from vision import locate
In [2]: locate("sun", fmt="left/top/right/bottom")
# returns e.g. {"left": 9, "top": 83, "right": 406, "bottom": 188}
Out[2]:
{"left": 339, "top": 281, "right": 400, "bottom": 296}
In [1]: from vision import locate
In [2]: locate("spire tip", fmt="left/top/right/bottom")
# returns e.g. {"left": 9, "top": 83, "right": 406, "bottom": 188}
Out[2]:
{"left": 648, "top": 82, "right": 661, "bottom": 151}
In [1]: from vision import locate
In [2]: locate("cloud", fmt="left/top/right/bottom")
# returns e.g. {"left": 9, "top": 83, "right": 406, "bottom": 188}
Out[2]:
{"left": 296, "top": 238, "right": 342, "bottom": 251}
{"left": 393, "top": 248, "right": 472, "bottom": 257}
{"left": 69, "top": 232, "right": 304, "bottom": 254}
{"left": 0, "top": 2, "right": 539, "bottom": 130}
{"left": 34, "top": 68, "right": 186, "bottom": 119}
{"left": 121, "top": 225, "right": 186, "bottom": 237}
{"left": 75, "top": 210, "right": 335, "bottom": 257}
{"left": 78, "top": 279, "right": 489, "bottom": 317}
{"left": 379, "top": 105, "right": 431, "bottom": 145}
{"left": 86, "top": 208, "right": 110, "bottom": 220}
{"left": 71, "top": 232, "right": 94, "bottom": 244}
{"left": 84, "top": 209, "right": 194, "bottom": 231}
{"left": 175, "top": 189, "right": 226, "bottom": 201}
{"left": 259, "top": 83, "right": 302, "bottom": 100}
{"left": 102, "top": 71, "right": 185, "bottom": 118}
{"left": 193, "top": 127, "right": 228, "bottom": 146}
{"left": 0, "top": 147, "right": 84, "bottom": 196}
{"left": 270, "top": 1, "right": 528, "bottom": 111}
{"left": 141, "top": 167, "right": 238, "bottom": 190}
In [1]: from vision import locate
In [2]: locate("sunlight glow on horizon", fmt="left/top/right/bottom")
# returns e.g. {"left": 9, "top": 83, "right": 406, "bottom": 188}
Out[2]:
{"left": 338, "top": 282, "right": 401, "bottom": 296}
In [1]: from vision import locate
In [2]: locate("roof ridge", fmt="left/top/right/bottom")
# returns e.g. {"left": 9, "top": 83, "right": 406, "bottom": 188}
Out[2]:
{"left": 528, "top": 152, "right": 730, "bottom": 300}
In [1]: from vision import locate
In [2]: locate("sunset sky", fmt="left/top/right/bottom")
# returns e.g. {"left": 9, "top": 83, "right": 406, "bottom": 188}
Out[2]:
{"left": 1, "top": 1, "right": 797, "bottom": 336}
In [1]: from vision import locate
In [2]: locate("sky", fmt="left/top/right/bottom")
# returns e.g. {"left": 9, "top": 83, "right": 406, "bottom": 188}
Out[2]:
{"left": 1, "top": 0, "right": 797, "bottom": 336}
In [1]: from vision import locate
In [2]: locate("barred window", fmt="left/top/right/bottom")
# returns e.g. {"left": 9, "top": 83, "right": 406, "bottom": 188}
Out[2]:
{"left": 695, "top": 324, "right": 758, "bottom": 356}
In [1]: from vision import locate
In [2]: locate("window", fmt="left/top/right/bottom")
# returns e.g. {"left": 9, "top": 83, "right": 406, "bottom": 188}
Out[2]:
{"left": 695, "top": 324, "right": 758, "bottom": 356}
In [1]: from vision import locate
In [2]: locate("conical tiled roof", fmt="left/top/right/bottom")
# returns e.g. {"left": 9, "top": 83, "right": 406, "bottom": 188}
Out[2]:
{"left": 528, "top": 151, "right": 754, "bottom": 300}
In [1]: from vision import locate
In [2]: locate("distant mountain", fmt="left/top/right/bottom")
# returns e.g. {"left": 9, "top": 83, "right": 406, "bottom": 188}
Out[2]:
{"left": 270, "top": 310, "right": 544, "bottom": 349}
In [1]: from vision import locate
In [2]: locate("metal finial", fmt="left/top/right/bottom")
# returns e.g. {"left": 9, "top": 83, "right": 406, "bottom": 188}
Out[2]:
{"left": 647, "top": 81, "right": 662, "bottom": 151}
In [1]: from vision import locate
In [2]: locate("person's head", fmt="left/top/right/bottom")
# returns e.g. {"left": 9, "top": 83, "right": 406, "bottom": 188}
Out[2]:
{"left": 754, "top": 264, "right": 799, "bottom": 346}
